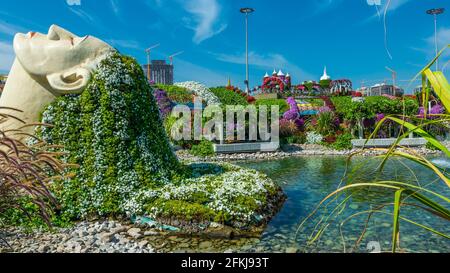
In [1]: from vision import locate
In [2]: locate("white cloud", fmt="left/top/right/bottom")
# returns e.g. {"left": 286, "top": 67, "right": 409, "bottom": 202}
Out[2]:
{"left": 366, "top": 0, "right": 381, "bottom": 6}
{"left": 385, "top": 0, "right": 411, "bottom": 11}
{"left": 214, "top": 51, "right": 315, "bottom": 80}
{"left": 66, "top": 0, "right": 81, "bottom": 6}
{"left": 0, "top": 20, "right": 24, "bottom": 36}
{"left": 110, "top": 0, "right": 119, "bottom": 15}
{"left": 412, "top": 28, "right": 450, "bottom": 60}
{"left": 107, "top": 39, "right": 142, "bottom": 50}
{"left": 361, "top": 0, "right": 412, "bottom": 24}
{"left": 182, "top": 0, "right": 227, "bottom": 44}
{"left": 0, "top": 40, "right": 15, "bottom": 72}
{"left": 67, "top": 7, "right": 96, "bottom": 25}
{"left": 426, "top": 28, "right": 450, "bottom": 57}
{"left": 312, "top": 0, "right": 343, "bottom": 15}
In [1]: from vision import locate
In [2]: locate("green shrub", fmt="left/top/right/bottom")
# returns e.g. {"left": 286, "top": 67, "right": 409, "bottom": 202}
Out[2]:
{"left": 190, "top": 139, "right": 215, "bottom": 157}
{"left": 292, "top": 133, "right": 307, "bottom": 144}
{"left": 331, "top": 96, "right": 419, "bottom": 122}
{"left": 157, "top": 84, "right": 193, "bottom": 104}
{"left": 330, "top": 133, "right": 353, "bottom": 150}
{"left": 146, "top": 199, "right": 217, "bottom": 222}
{"left": 282, "top": 133, "right": 307, "bottom": 145}
{"left": 426, "top": 141, "right": 439, "bottom": 151}
{"left": 210, "top": 87, "right": 249, "bottom": 106}
{"left": 256, "top": 99, "right": 289, "bottom": 114}
{"left": 316, "top": 111, "right": 338, "bottom": 136}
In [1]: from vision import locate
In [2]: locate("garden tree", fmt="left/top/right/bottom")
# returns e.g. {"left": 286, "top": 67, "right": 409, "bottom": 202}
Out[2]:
{"left": 319, "top": 79, "right": 331, "bottom": 89}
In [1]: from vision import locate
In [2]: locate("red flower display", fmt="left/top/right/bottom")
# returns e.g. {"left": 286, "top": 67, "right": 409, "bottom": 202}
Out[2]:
{"left": 226, "top": 85, "right": 256, "bottom": 104}
{"left": 262, "top": 76, "right": 287, "bottom": 93}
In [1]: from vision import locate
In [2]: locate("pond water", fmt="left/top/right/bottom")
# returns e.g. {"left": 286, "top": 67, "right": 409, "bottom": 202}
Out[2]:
{"left": 160, "top": 156, "right": 449, "bottom": 253}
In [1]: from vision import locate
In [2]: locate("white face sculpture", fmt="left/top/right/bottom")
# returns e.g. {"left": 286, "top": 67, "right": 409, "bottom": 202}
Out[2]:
{"left": 13, "top": 24, "right": 113, "bottom": 94}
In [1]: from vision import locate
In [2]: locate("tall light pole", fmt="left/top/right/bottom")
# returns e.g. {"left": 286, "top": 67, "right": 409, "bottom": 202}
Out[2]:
{"left": 426, "top": 8, "right": 445, "bottom": 71}
{"left": 240, "top": 7, "right": 254, "bottom": 94}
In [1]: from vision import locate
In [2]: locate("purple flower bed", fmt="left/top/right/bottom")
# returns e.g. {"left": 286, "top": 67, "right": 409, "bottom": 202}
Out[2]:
{"left": 319, "top": 106, "right": 332, "bottom": 113}
{"left": 376, "top": 113, "right": 385, "bottom": 122}
{"left": 418, "top": 104, "right": 444, "bottom": 119}
{"left": 283, "top": 97, "right": 304, "bottom": 129}
{"left": 154, "top": 89, "right": 174, "bottom": 118}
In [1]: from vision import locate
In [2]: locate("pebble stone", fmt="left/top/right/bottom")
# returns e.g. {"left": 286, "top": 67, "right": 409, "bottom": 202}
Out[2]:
{"left": 1, "top": 221, "right": 155, "bottom": 254}
{"left": 176, "top": 143, "right": 442, "bottom": 163}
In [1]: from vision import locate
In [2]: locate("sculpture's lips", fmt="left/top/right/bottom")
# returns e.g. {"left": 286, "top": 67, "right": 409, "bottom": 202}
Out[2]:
{"left": 28, "top": 32, "right": 36, "bottom": 39}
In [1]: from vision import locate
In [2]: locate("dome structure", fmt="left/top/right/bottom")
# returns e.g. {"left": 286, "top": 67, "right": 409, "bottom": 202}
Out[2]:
{"left": 272, "top": 69, "right": 277, "bottom": 76}
{"left": 320, "top": 66, "right": 331, "bottom": 81}
{"left": 277, "top": 70, "right": 285, "bottom": 77}
{"left": 264, "top": 72, "right": 270, "bottom": 78}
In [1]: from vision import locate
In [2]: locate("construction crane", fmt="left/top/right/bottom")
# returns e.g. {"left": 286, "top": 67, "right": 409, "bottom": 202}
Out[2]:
{"left": 385, "top": 66, "right": 397, "bottom": 88}
{"left": 168, "top": 51, "right": 184, "bottom": 65}
{"left": 145, "top": 43, "right": 160, "bottom": 82}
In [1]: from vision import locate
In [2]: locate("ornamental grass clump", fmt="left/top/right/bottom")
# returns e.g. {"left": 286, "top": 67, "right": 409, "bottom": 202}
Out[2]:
{"left": 0, "top": 108, "right": 66, "bottom": 228}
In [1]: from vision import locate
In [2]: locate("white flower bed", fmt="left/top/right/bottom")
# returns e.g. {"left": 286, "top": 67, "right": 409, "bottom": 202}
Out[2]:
{"left": 174, "top": 81, "right": 221, "bottom": 105}
{"left": 306, "top": 131, "right": 323, "bottom": 144}
{"left": 124, "top": 163, "right": 280, "bottom": 226}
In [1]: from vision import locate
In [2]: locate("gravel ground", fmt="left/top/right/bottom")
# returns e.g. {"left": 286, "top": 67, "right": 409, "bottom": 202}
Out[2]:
{"left": 0, "top": 221, "right": 158, "bottom": 253}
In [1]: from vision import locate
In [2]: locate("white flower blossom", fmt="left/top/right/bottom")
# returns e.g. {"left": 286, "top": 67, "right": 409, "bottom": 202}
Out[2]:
{"left": 174, "top": 81, "right": 221, "bottom": 105}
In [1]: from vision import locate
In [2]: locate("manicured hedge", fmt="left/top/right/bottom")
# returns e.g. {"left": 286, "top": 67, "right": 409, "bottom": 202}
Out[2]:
{"left": 156, "top": 84, "right": 193, "bottom": 104}
{"left": 331, "top": 96, "right": 419, "bottom": 121}
{"left": 255, "top": 98, "right": 289, "bottom": 114}
{"left": 210, "top": 87, "right": 249, "bottom": 106}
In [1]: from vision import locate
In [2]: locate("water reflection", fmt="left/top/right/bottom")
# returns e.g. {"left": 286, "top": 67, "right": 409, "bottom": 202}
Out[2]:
{"left": 239, "top": 156, "right": 450, "bottom": 253}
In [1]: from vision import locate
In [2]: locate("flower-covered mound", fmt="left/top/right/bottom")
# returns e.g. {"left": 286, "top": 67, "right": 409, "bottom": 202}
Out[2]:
{"left": 37, "top": 52, "right": 284, "bottom": 229}
{"left": 39, "top": 52, "right": 182, "bottom": 219}
{"left": 132, "top": 163, "right": 285, "bottom": 229}
{"left": 174, "top": 81, "right": 221, "bottom": 105}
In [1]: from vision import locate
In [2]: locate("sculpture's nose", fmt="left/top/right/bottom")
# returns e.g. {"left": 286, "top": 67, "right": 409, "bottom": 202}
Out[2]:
{"left": 47, "top": 24, "right": 78, "bottom": 41}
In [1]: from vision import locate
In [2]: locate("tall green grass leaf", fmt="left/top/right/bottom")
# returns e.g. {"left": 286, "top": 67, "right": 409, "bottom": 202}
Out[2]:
{"left": 392, "top": 190, "right": 403, "bottom": 252}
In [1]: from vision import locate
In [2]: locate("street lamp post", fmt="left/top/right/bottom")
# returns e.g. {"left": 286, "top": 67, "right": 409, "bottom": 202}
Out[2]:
{"left": 426, "top": 8, "right": 445, "bottom": 71}
{"left": 240, "top": 7, "right": 254, "bottom": 94}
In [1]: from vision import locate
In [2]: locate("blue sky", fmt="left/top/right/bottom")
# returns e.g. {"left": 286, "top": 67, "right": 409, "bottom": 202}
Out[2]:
{"left": 0, "top": 0, "right": 449, "bottom": 92}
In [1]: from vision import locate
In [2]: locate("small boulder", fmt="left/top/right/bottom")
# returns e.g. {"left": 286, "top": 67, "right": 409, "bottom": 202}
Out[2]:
{"left": 127, "top": 228, "right": 142, "bottom": 239}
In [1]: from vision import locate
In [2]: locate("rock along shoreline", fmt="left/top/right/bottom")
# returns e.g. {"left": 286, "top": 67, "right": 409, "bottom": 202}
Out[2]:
{"left": 177, "top": 143, "right": 444, "bottom": 163}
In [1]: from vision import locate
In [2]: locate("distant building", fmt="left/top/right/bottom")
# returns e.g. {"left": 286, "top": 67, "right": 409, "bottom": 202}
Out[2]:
{"left": 363, "top": 83, "right": 404, "bottom": 97}
{"left": 142, "top": 60, "right": 174, "bottom": 85}
{"left": 261, "top": 69, "right": 292, "bottom": 92}
{"left": 413, "top": 85, "right": 435, "bottom": 94}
